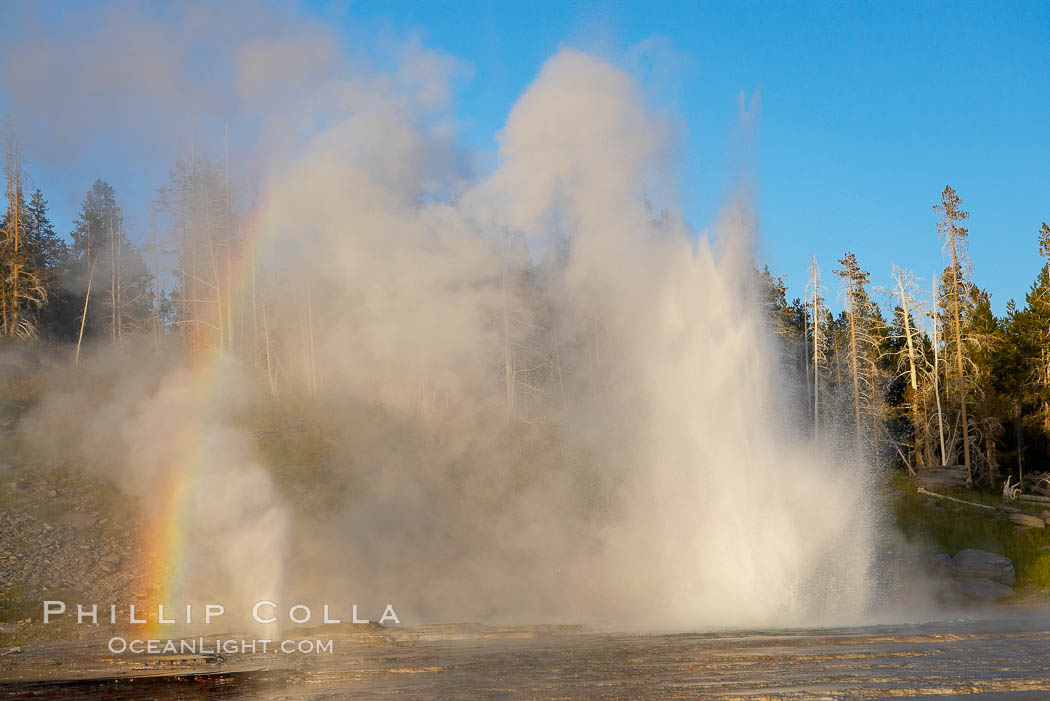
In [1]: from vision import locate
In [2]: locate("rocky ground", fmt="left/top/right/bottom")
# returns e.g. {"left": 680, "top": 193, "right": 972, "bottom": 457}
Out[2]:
{"left": 2, "top": 445, "right": 1048, "bottom": 649}
{"left": 919, "top": 546, "right": 1019, "bottom": 601}
{"left": 9, "top": 620, "right": 1050, "bottom": 698}
{"left": 888, "top": 468, "right": 1050, "bottom": 601}
{"left": 0, "top": 428, "right": 147, "bottom": 643}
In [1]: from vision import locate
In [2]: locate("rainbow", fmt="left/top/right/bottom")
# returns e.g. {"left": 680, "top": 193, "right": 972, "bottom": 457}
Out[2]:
{"left": 140, "top": 199, "right": 286, "bottom": 636}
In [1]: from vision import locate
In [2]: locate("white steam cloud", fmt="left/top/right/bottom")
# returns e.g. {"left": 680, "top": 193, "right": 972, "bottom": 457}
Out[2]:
{"left": 5, "top": 3, "right": 874, "bottom": 631}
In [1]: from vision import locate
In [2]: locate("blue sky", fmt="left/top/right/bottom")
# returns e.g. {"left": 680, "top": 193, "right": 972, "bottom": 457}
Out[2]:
{"left": 329, "top": 0, "right": 1050, "bottom": 314}
{"left": 7, "top": 1, "right": 1049, "bottom": 314}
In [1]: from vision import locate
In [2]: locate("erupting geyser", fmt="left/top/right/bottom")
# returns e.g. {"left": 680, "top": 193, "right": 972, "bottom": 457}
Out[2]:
{"left": 17, "top": 45, "right": 875, "bottom": 632}
{"left": 254, "top": 48, "right": 876, "bottom": 629}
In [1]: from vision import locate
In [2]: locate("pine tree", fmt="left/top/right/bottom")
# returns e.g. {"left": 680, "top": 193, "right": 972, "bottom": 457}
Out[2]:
{"left": 1000, "top": 300, "right": 1033, "bottom": 481}
{"left": 24, "top": 189, "right": 66, "bottom": 296}
{"left": 71, "top": 179, "right": 116, "bottom": 361}
{"left": 1038, "top": 223, "right": 1050, "bottom": 463}
{"left": 1007, "top": 222, "right": 1050, "bottom": 473}
{"left": 967, "top": 288, "right": 1007, "bottom": 485}
{"left": 69, "top": 180, "right": 152, "bottom": 358}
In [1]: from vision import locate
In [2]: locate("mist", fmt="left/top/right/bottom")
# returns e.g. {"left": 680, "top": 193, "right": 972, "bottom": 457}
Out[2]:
{"left": 2, "top": 2, "right": 877, "bottom": 632}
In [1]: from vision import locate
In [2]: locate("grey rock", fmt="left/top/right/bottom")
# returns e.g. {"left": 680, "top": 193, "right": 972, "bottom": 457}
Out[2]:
{"left": 923, "top": 549, "right": 957, "bottom": 579}
{"left": 958, "top": 577, "right": 1015, "bottom": 601}
{"left": 997, "top": 504, "right": 1020, "bottom": 514}
{"left": 927, "top": 552, "right": 953, "bottom": 573}
{"left": 950, "top": 549, "right": 1017, "bottom": 586}
{"left": 931, "top": 576, "right": 965, "bottom": 603}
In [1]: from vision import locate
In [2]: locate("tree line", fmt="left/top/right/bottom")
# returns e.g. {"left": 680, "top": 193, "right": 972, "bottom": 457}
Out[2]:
{"left": 0, "top": 123, "right": 383, "bottom": 403}
{"left": 763, "top": 185, "right": 1050, "bottom": 487}
{"left": 3, "top": 120, "right": 1049, "bottom": 487}
{"left": 0, "top": 124, "right": 254, "bottom": 364}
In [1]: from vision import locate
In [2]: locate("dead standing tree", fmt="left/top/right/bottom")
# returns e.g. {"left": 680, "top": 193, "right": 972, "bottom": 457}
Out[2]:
{"left": 1, "top": 127, "right": 21, "bottom": 336}
{"left": 159, "top": 156, "right": 229, "bottom": 354}
{"left": 888, "top": 266, "right": 932, "bottom": 469}
{"left": 835, "top": 252, "right": 880, "bottom": 458}
{"left": 108, "top": 209, "right": 121, "bottom": 343}
{"left": 1, "top": 125, "right": 46, "bottom": 338}
{"left": 935, "top": 185, "right": 973, "bottom": 479}
{"left": 71, "top": 180, "right": 121, "bottom": 364}
{"left": 928, "top": 279, "right": 948, "bottom": 464}
{"left": 806, "top": 255, "right": 828, "bottom": 436}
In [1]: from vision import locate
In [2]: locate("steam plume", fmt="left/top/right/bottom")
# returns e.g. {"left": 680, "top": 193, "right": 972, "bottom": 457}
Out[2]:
{"left": 5, "top": 7, "right": 875, "bottom": 631}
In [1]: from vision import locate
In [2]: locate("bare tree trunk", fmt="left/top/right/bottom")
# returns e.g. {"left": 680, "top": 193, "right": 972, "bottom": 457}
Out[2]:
{"left": 5, "top": 137, "right": 22, "bottom": 336}
{"left": 920, "top": 390, "right": 933, "bottom": 466}
{"left": 806, "top": 285, "right": 814, "bottom": 421}
{"left": 846, "top": 275, "right": 862, "bottom": 447}
{"left": 224, "top": 124, "right": 235, "bottom": 350}
{"left": 501, "top": 269, "right": 514, "bottom": 414}
{"left": 812, "top": 300, "right": 820, "bottom": 435}
{"left": 115, "top": 211, "right": 123, "bottom": 341}
{"left": 985, "top": 420, "right": 998, "bottom": 486}
{"left": 871, "top": 355, "right": 881, "bottom": 466}
{"left": 895, "top": 270, "right": 924, "bottom": 467}
{"left": 810, "top": 257, "right": 822, "bottom": 435}
{"left": 208, "top": 238, "right": 224, "bottom": 350}
{"left": 74, "top": 256, "right": 97, "bottom": 367}
{"left": 948, "top": 228, "right": 971, "bottom": 475}
{"left": 178, "top": 238, "right": 192, "bottom": 350}
{"left": 931, "top": 279, "right": 947, "bottom": 465}
{"left": 1044, "top": 346, "right": 1050, "bottom": 465}
{"left": 10, "top": 165, "right": 20, "bottom": 336}
{"left": 1015, "top": 402, "right": 1024, "bottom": 484}
{"left": 545, "top": 289, "right": 565, "bottom": 401}
{"left": 151, "top": 210, "right": 160, "bottom": 349}
{"left": 872, "top": 403, "right": 880, "bottom": 466}
{"left": 303, "top": 280, "right": 317, "bottom": 395}
{"left": 250, "top": 245, "right": 258, "bottom": 339}
{"left": 109, "top": 212, "right": 116, "bottom": 343}
{"left": 225, "top": 244, "right": 233, "bottom": 349}
{"left": 262, "top": 299, "right": 276, "bottom": 396}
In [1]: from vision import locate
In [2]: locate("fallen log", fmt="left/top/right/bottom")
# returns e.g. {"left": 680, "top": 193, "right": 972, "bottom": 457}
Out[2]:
{"left": 914, "top": 467, "right": 970, "bottom": 489}
{"left": 916, "top": 487, "right": 996, "bottom": 511}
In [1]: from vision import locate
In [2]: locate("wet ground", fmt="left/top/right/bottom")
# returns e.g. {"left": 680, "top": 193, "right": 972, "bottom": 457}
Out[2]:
{"left": 4, "top": 613, "right": 1050, "bottom": 699}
